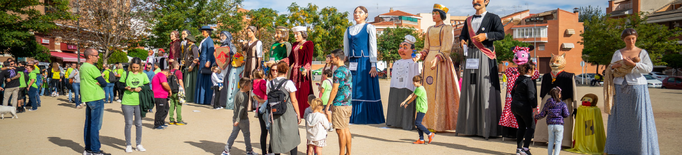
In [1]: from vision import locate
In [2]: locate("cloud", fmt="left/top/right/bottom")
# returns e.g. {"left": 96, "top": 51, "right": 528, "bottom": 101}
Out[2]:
{"left": 242, "top": 0, "right": 608, "bottom": 22}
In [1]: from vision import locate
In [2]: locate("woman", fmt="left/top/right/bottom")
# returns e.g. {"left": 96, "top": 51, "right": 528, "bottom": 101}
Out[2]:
{"left": 283, "top": 26, "right": 314, "bottom": 118}
{"left": 257, "top": 62, "right": 277, "bottom": 155}
{"left": 68, "top": 64, "right": 82, "bottom": 108}
{"left": 269, "top": 61, "right": 301, "bottom": 155}
{"left": 344, "top": 6, "right": 384, "bottom": 124}
{"left": 120, "top": 58, "right": 148, "bottom": 153}
{"left": 217, "top": 31, "right": 237, "bottom": 109}
{"left": 603, "top": 28, "right": 659, "bottom": 155}
{"left": 418, "top": 4, "right": 460, "bottom": 131}
{"left": 182, "top": 30, "right": 199, "bottom": 103}
{"left": 195, "top": 26, "right": 216, "bottom": 105}
{"left": 242, "top": 26, "right": 262, "bottom": 80}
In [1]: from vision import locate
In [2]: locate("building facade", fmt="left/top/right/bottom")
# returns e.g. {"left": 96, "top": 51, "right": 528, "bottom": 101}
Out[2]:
{"left": 370, "top": 8, "right": 421, "bottom": 34}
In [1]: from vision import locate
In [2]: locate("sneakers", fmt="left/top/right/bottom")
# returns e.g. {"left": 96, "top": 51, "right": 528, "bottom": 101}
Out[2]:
{"left": 169, "top": 121, "right": 176, "bottom": 125}
{"left": 125, "top": 145, "right": 133, "bottom": 153}
{"left": 176, "top": 122, "right": 187, "bottom": 126}
{"left": 117, "top": 100, "right": 122, "bottom": 103}
{"left": 215, "top": 107, "right": 223, "bottom": 110}
{"left": 221, "top": 150, "right": 231, "bottom": 155}
{"left": 428, "top": 133, "right": 435, "bottom": 144}
{"left": 154, "top": 126, "right": 165, "bottom": 130}
{"left": 136, "top": 145, "right": 146, "bottom": 152}
{"left": 76, "top": 105, "right": 84, "bottom": 109}
{"left": 246, "top": 151, "right": 259, "bottom": 155}
{"left": 516, "top": 148, "right": 531, "bottom": 155}
{"left": 412, "top": 140, "right": 425, "bottom": 144}
{"left": 28, "top": 109, "right": 37, "bottom": 111}
{"left": 83, "top": 150, "right": 90, "bottom": 155}
{"left": 91, "top": 151, "right": 111, "bottom": 155}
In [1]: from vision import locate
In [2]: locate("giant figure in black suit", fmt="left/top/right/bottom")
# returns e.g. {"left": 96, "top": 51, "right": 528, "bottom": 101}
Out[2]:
{"left": 456, "top": 0, "right": 505, "bottom": 139}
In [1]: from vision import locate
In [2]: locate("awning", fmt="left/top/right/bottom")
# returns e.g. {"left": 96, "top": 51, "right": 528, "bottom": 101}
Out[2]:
{"left": 51, "top": 51, "right": 86, "bottom": 62}
{"left": 561, "top": 43, "right": 575, "bottom": 49}
{"left": 565, "top": 29, "right": 575, "bottom": 35}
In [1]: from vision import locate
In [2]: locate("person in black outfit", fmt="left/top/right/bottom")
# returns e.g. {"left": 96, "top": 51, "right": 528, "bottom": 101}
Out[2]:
{"left": 1, "top": 61, "right": 22, "bottom": 112}
{"left": 511, "top": 62, "right": 537, "bottom": 155}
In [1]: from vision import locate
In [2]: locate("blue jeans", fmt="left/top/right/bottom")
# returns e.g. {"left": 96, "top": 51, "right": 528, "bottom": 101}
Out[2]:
{"left": 84, "top": 99, "right": 104, "bottom": 153}
{"left": 415, "top": 112, "right": 431, "bottom": 140}
{"left": 40, "top": 85, "right": 45, "bottom": 96}
{"left": 548, "top": 124, "right": 564, "bottom": 155}
{"left": 104, "top": 83, "right": 114, "bottom": 103}
{"left": 28, "top": 87, "right": 38, "bottom": 110}
{"left": 68, "top": 89, "right": 73, "bottom": 102}
{"left": 72, "top": 83, "right": 81, "bottom": 106}
{"left": 36, "top": 86, "right": 42, "bottom": 106}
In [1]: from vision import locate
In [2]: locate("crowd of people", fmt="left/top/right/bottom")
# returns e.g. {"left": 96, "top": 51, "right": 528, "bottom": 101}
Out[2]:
{"left": 2, "top": 1, "right": 661, "bottom": 155}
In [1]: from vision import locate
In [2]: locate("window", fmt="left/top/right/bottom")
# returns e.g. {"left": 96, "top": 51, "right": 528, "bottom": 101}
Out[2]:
{"left": 668, "top": 78, "right": 675, "bottom": 83}
{"left": 538, "top": 45, "right": 545, "bottom": 50}
{"left": 513, "top": 27, "right": 548, "bottom": 38}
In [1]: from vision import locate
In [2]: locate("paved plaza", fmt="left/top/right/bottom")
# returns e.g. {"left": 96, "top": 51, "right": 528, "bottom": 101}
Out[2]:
{"left": 1, "top": 79, "right": 681, "bottom": 154}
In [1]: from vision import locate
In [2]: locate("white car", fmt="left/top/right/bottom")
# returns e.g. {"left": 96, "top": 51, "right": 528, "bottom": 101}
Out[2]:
{"left": 649, "top": 72, "right": 668, "bottom": 81}
{"left": 575, "top": 73, "right": 596, "bottom": 84}
{"left": 644, "top": 75, "right": 663, "bottom": 88}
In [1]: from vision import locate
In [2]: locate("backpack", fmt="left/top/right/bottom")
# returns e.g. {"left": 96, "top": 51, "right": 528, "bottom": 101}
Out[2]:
{"left": 168, "top": 70, "right": 180, "bottom": 93}
{"left": 107, "top": 70, "right": 118, "bottom": 83}
{"left": 267, "top": 79, "right": 290, "bottom": 115}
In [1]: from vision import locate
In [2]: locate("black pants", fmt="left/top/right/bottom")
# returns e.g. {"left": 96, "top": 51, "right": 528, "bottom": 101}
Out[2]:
{"left": 274, "top": 147, "right": 297, "bottom": 155}
{"left": 211, "top": 86, "right": 222, "bottom": 109}
{"left": 511, "top": 104, "right": 535, "bottom": 149}
{"left": 153, "top": 98, "right": 169, "bottom": 128}
{"left": 50, "top": 79, "right": 60, "bottom": 94}
{"left": 258, "top": 113, "right": 272, "bottom": 155}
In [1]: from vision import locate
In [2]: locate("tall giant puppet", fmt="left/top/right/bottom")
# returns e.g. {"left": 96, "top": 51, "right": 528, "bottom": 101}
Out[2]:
{"left": 456, "top": 0, "right": 505, "bottom": 139}
{"left": 283, "top": 26, "right": 314, "bottom": 118}
{"left": 271, "top": 26, "right": 292, "bottom": 62}
{"left": 419, "top": 4, "right": 461, "bottom": 132}
{"left": 386, "top": 35, "right": 420, "bottom": 130}
{"left": 499, "top": 46, "right": 540, "bottom": 138}
{"left": 196, "top": 26, "right": 216, "bottom": 105}
{"left": 345, "top": 6, "right": 384, "bottom": 124}
{"left": 537, "top": 53, "right": 576, "bottom": 147}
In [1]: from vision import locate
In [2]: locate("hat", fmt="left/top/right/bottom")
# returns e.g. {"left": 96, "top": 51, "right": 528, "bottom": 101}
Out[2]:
{"left": 186, "top": 34, "right": 197, "bottom": 42}
{"left": 200, "top": 26, "right": 213, "bottom": 31}
{"left": 292, "top": 26, "right": 307, "bottom": 32}
{"left": 247, "top": 26, "right": 258, "bottom": 33}
{"left": 433, "top": 4, "right": 449, "bottom": 13}
{"left": 276, "top": 26, "right": 288, "bottom": 31}
{"left": 403, "top": 35, "right": 416, "bottom": 44}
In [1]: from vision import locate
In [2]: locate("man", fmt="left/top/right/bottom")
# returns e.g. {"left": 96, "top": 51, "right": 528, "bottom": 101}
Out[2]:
{"left": 28, "top": 60, "right": 42, "bottom": 108}
{"left": 143, "top": 63, "right": 155, "bottom": 89}
{"left": 80, "top": 48, "right": 110, "bottom": 155}
{"left": 457, "top": 0, "right": 506, "bottom": 139}
{"left": 326, "top": 49, "right": 353, "bottom": 155}
{"left": 1, "top": 61, "right": 21, "bottom": 113}
{"left": 16, "top": 62, "right": 28, "bottom": 112}
{"left": 151, "top": 63, "right": 172, "bottom": 129}
{"left": 113, "top": 63, "right": 124, "bottom": 102}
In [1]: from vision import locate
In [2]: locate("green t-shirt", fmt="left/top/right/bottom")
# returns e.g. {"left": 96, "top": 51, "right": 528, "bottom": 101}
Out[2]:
{"left": 18, "top": 72, "right": 26, "bottom": 88}
{"left": 154, "top": 68, "right": 161, "bottom": 74}
{"left": 80, "top": 63, "right": 105, "bottom": 103}
{"left": 102, "top": 69, "right": 111, "bottom": 83}
{"left": 414, "top": 86, "right": 428, "bottom": 113}
{"left": 120, "top": 72, "right": 149, "bottom": 106}
{"left": 321, "top": 79, "right": 332, "bottom": 105}
{"left": 29, "top": 72, "right": 38, "bottom": 88}
{"left": 115, "top": 69, "right": 124, "bottom": 76}
{"left": 65, "top": 68, "right": 74, "bottom": 79}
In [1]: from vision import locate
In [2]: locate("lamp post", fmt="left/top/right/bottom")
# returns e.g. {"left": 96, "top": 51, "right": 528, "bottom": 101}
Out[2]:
{"left": 76, "top": 0, "right": 81, "bottom": 63}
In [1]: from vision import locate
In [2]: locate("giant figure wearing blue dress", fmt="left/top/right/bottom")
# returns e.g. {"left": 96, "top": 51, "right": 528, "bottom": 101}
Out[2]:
{"left": 344, "top": 6, "right": 384, "bottom": 124}
{"left": 195, "top": 26, "right": 216, "bottom": 105}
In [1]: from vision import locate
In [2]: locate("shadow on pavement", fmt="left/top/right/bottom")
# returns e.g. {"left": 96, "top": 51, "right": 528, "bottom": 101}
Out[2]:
{"left": 399, "top": 138, "right": 509, "bottom": 154}
{"left": 57, "top": 103, "right": 75, "bottom": 108}
{"left": 48, "top": 137, "right": 82, "bottom": 153}
{"left": 185, "top": 140, "right": 243, "bottom": 154}
{"left": 100, "top": 136, "right": 126, "bottom": 151}
{"left": 104, "top": 108, "right": 122, "bottom": 115}
{"left": 353, "top": 133, "right": 403, "bottom": 143}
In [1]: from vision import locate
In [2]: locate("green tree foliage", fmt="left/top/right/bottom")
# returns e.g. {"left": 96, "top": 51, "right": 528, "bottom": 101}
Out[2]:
{"left": 150, "top": 0, "right": 244, "bottom": 48}
{"left": 284, "top": 3, "right": 352, "bottom": 59}
{"left": 578, "top": 6, "right": 603, "bottom": 22}
{"left": 493, "top": 34, "right": 531, "bottom": 63}
{"left": 97, "top": 50, "right": 129, "bottom": 69}
{"left": 0, "top": 0, "right": 74, "bottom": 58}
{"left": 127, "top": 48, "right": 149, "bottom": 60}
{"left": 662, "top": 54, "right": 682, "bottom": 68}
{"left": 377, "top": 27, "right": 423, "bottom": 63}
{"left": 241, "top": 8, "right": 278, "bottom": 59}
{"left": 581, "top": 12, "right": 682, "bottom": 66}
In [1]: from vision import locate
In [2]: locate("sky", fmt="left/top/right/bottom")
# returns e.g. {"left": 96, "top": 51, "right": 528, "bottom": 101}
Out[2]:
{"left": 242, "top": 0, "right": 608, "bottom": 22}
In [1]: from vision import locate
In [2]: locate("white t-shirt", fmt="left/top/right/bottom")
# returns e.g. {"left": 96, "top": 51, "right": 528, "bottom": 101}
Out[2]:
{"left": 390, "top": 59, "right": 420, "bottom": 91}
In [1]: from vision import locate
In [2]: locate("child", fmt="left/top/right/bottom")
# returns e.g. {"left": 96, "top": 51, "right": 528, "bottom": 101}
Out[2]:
{"left": 535, "top": 87, "right": 570, "bottom": 155}
{"left": 211, "top": 66, "right": 223, "bottom": 109}
{"left": 400, "top": 75, "right": 435, "bottom": 144}
{"left": 306, "top": 98, "right": 332, "bottom": 155}
{"left": 251, "top": 69, "right": 267, "bottom": 113}
{"left": 510, "top": 62, "right": 538, "bottom": 155}
{"left": 222, "top": 78, "right": 257, "bottom": 155}
{"left": 319, "top": 69, "right": 333, "bottom": 112}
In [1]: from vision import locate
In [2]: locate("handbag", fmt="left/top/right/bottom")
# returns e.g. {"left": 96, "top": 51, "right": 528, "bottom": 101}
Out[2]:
{"left": 200, "top": 66, "right": 212, "bottom": 74}
{"left": 69, "top": 78, "right": 74, "bottom": 84}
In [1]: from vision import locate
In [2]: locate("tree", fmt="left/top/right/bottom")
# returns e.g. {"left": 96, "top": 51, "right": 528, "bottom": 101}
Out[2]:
{"left": 0, "top": 0, "right": 74, "bottom": 58}
{"left": 285, "top": 3, "right": 351, "bottom": 59}
{"left": 127, "top": 48, "right": 149, "bottom": 60}
{"left": 97, "top": 50, "right": 129, "bottom": 69}
{"left": 52, "top": 0, "right": 154, "bottom": 65}
{"left": 578, "top": 6, "right": 603, "bottom": 22}
{"left": 150, "top": 0, "right": 245, "bottom": 49}
{"left": 580, "top": 12, "right": 682, "bottom": 66}
{"left": 493, "top": 34, "right": 531, "bottom": 64}
{"left": 377, "top": 27, "right": 423, "bottom": 63}
{"left": 237, "top": 8, "right": 278, "bottom": 59}
{"left": 662, "top": 54, "right": 682, "bottom": 69}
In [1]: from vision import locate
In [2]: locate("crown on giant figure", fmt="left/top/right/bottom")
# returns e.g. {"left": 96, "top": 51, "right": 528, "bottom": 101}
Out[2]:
{"left": 433, "top": 4, "right": 449, "bottom": 13}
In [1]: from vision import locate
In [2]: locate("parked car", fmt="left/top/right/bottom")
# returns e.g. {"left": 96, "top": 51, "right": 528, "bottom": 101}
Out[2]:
{"left": 644, "top": 74, "right": 662, "bottom": 88}
{"left": 377, "top": 68, "right": 387, "bottom": 79}
{"left": 649, "top": 72, "right": 668, "bottom": 81}
{"left": 312, "top": 68, "right": 323, "bottom": 75}
{"left": 662, "top": 76, "right": 682, "bottom": 89}
{"left": 575, "top": 73, "right": 597, "bottom": 84}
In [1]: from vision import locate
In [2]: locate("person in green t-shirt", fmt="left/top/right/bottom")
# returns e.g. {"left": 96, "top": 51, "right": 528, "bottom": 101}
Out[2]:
{"left": 119, "top": 58, "right": 148, "bottom": 152}
{"left": 27, "top": 65, "right": 40, "bottom": 111}
{"left": 114, "top": 63, "right": 125, "bottom": 102}
{"left": 80, "top": 48, "right": 107, "bottom": 154}
{"left": 17, "top": 62, "right": 28, "bottom": 111}
{"left": 318, "top": 69, "right": 333, "bottom": 111}
{"left": 400, "top": 75, "right": 434, "bottom": 144}
{"left": 102, "top": 64, "right": 115, "bottom": 103}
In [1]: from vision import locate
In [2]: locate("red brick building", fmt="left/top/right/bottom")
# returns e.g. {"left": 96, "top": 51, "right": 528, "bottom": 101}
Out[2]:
{"left": 370, "top": 8, "right": 421, "bottom": 34}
